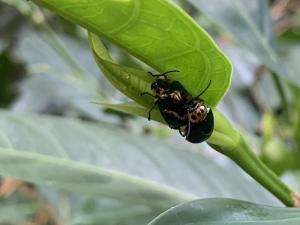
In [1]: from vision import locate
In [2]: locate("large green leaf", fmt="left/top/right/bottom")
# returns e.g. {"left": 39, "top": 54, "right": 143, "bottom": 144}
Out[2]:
{"left": 31, "top": 0, "right": 232, "bottom": 106}
{"left": 148, "top": 199, "right": 300, "bottom": 225}
{"left": 0, "top": 110, "right": 277, "bottom": 206}
{"left": 0, "top": 149, "right": 195, "bottom": 207}
{"left": 188, "top": 0, "right": 298, "bottom": 86}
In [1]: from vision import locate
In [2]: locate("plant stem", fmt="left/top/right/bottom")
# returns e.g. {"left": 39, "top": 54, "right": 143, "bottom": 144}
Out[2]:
{"left": 208, "top": 110, "right": 296, "bottom": 206}
{"left": 223, "top": 136, "right": 294, "bottom": 206}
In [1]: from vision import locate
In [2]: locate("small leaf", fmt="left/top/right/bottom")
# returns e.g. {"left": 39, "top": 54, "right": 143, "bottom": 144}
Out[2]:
{"left": 89, "top": 34, "right": 155, "bottom": 108}
{"left": 32, "top": 0, "right": 232, "bottom": 106}
{"left": 148, "top": 198, "right": 300, "bottom": 225}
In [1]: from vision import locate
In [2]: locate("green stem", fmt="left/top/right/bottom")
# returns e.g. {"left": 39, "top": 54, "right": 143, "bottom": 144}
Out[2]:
{"left": 228, "top": 137, "right": 294, "bottom": 206}
{"left": 208, "top": 110, "right": 295, "bottom": 207}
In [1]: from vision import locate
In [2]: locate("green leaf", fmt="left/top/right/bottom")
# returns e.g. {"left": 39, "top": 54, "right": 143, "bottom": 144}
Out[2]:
{"left": 0, "top": 149, "right": 193, "bottom": 208}
{"left": 31, "top": 0, "right": 232, "bottom": 106}
{"left": 0, "top": 110, "right": 277, "bottom": 206}
{"left": 148, "top": 198, "right": 300, "bottom": 225}
{"left": 188, "top": 0, "right": 298, "bottom": 86}
{"left": 89, "top": 34, "right": 155, "bottom": 108}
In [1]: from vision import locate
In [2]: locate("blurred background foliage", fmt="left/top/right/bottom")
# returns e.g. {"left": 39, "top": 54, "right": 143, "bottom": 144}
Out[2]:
{"left": 0, "top": 0, "right": 300, "bottom": 224}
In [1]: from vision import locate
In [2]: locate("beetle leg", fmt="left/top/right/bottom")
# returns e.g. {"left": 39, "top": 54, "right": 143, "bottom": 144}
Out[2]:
{"left": 148, "top": 100, "right": 158, "bottom": 120}
{"left": 163, "top": 110, "right": 187, "bottom": 121}
{"left": 148, "top": 70, "right": 180, "bottom": 79}
{"left": 185, "top": 119, "right": 192, "bottom": 141}
{"left": 140, "top": 92, "right": 155, "bottom": 98}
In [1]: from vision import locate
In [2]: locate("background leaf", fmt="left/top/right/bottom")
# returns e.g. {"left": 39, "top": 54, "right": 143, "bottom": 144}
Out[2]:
{"left": 148, "top": 198, "right": 300, "bottom": 225}
{"left": 0, "top": 149, "right": 194, "bottom": 208}
{"left": 0, "top": 110, "right": 278, "bottom": 208}
{"left": 187, "top": 0, "right": 299, "bottom": 86}
{"left": 31, "top": 0, "right": 232, "bottom": 106}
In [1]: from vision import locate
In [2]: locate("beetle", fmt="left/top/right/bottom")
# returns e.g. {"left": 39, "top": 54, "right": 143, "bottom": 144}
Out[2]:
{"left": 181, "top": 98, "right": 214, "bottom": 143}
{"left": 141, "top": 70, "right": 214, "bottom": 143}
{"left": 181, "top": 80, "right": 214, "bottom": 143}
{"left": 166, "top": 80, "right": 214, "bottom": 143}
{"left": 140, "top": 70, "right": 189, "bottom": 129}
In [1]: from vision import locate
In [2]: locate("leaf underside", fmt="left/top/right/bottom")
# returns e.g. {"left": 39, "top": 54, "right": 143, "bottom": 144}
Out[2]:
{"left": 32, "top": 0, "right": 232, "bottom": 107}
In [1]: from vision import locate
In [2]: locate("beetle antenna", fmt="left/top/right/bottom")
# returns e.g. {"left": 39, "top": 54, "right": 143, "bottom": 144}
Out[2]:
{"left": 148, "top": 70, "right": 180, "bottom": 79}
{"left": 194, "top": 80, "right": 211, "bottom": 99}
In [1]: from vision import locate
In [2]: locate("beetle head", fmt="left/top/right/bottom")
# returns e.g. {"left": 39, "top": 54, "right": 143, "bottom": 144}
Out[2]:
{"left": 151, "top": 79, "right": 169, "bottom": 91}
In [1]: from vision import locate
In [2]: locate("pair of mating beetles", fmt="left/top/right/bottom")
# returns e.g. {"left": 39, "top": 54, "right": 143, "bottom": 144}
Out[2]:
{"left": 141, "top": 70, "right": 214, "bottom": 143}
